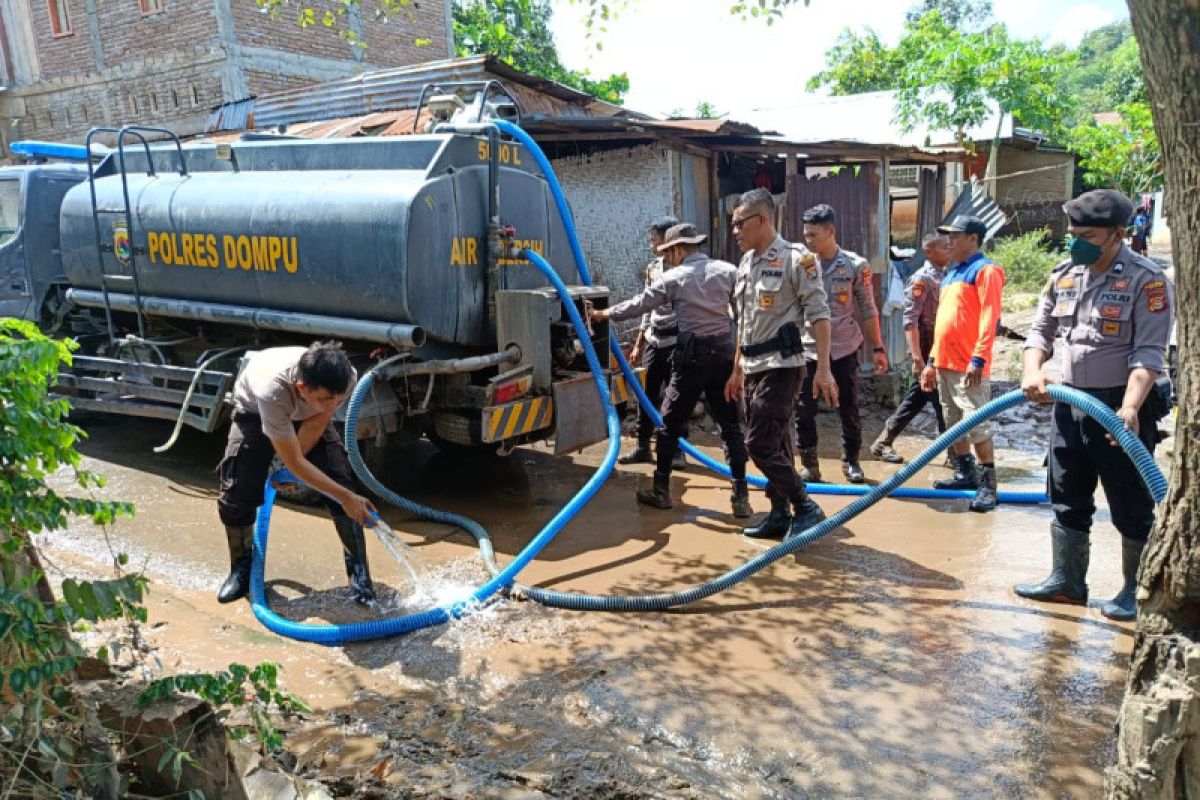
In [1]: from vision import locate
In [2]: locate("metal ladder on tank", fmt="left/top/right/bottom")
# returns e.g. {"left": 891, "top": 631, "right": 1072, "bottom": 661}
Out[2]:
{"left": 84, "top": 125, "right": 188, "bottom": 344}
{"left": 57, "top": 126, "right": 236, "bottom": 437}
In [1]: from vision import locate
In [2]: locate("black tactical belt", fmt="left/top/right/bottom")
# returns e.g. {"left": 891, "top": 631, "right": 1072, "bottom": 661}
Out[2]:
{"left": 739, "top": 337, "right": 784, "bottom": 357}
{"left": 652, "top": 325, "right": 679, "bottom": 337}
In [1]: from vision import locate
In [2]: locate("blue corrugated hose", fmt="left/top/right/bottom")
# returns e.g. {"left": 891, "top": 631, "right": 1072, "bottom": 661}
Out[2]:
{"left": 489, "top": 119, "right": 1047, "bottom": 505}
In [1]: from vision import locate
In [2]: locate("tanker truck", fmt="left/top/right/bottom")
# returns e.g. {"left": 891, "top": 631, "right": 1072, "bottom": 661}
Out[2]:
{"left": 2, "top": 89, "right": 635, "bottom": 461}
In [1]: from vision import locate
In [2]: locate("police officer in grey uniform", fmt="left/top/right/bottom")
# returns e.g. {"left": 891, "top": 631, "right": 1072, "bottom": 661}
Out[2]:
{"left": 794, "top": 204, "right": 888, "bottom": 484}
{"left": 620, "top": 216, "right": 687, "bottom": 470}
{"left": 725, "top": 189, "right": 837, "bottom": 539}
{"left": 870, "top": 232, "right": 951, "bottom": 462}
{"left": 591, "top": 223, "right": 751, "bottom": 518}
{"left": 1014, "top": 189, "right": 1174, "bottom": 621}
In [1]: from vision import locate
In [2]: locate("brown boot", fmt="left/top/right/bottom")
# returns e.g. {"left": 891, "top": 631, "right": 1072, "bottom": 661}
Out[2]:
{"left": 798, "top": 447, "right": 823, "bottom": 483}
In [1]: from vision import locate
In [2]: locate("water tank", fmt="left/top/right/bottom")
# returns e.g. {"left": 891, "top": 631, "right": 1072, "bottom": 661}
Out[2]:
{"left": 58, "top": 135, "right": 580, "bottom": 347}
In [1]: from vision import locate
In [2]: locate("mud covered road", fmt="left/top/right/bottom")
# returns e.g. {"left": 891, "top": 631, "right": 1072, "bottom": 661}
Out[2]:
{"left": 40, "top": 396, "right": 1165, "bottom": 799}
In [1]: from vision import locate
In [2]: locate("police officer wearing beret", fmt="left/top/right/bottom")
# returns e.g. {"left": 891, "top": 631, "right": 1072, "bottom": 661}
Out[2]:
{"left": 590, "top": 223, "right": 751, "bottom": 518}
{"left": 725, "top": 189, "right": 836, "bottom": 540}
{"left": 1014, "top": 189, "right": 1174, "bottom": 621}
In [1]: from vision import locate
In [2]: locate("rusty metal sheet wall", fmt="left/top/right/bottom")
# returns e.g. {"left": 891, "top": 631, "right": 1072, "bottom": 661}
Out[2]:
{"left": 785, "top": 169, "right": 879, "bottom": 260}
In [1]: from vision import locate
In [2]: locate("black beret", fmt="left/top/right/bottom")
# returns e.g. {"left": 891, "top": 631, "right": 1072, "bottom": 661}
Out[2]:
{"left": 1063, "top": 190, "right": 1134, "bottom": 228}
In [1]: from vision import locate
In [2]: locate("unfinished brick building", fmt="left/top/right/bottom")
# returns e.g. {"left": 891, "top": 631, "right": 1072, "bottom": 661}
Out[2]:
{"left": 0, "top": 0, "right": 452, "bottom": 154}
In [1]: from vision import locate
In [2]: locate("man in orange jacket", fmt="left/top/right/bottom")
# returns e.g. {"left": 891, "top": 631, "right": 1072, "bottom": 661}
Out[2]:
{"left": 920, "top": 215, "right": 1005, "bottom": 512}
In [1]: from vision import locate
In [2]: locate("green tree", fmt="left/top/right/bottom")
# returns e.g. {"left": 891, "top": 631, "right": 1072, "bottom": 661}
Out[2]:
{"left": 1068, "top": 102, "right": 1161, "bottom": 196}
{"left": 453, "top": 0, "right": 628, "bottom": 103}
{"left": 805, "top": 28, "right": 904, "bottom": 94}
{"left": 903, "top": 0, "right": 991, "bottom": 28}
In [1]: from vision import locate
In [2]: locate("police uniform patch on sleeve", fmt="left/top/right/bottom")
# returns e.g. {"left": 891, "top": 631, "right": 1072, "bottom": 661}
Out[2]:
{"left": 1101, "top": 320, "right": 1121, "bottom": 337}
{"left": 800, "top": 252, "right": 818, "bottom": 280}
{"left": 859, "top": 264, "right": 873, "bottom": 286}
{"left": 1145, "top": 280, "right": 1168, "bottom": 313}
{"left": 912, "top": 284, "right": 925, "bottom": 299}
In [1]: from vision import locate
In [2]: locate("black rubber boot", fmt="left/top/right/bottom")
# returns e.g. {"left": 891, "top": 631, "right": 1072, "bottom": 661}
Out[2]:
{"left": 743, "top": 497, "right": 791, "bottom": 539}
{"left": 1013, "top": 522, "right": 1090, "bottom": 605}
{"left": 730, "top": 480, "right": 752, "bottom": 519}
{"left": 842, "top": 460, "right": 866, "bottom": 484}
{"left": 934, "top": 453, "right": 978, "bottom": 490}
{"left": 334, "top": 516, "right": 376, "bottom": 606}
{"left": 968, "top": 464, "right": 998, "bottom": 513}
{"left": 619, "top": 442, "right": 654, "bottom": 465}
{"left": 636, "top": 470, "right": 673, "bottom": 510}
{"left": 785, "top": 497, "right": 827, "bottom": 542}
{"left": 1100, "top": 537, "right": 1145, "bottom": 621}
{"left": 217, "top": 525, "right": 253, "bottom": 604}
{"left": 798, "top": 447, "right": 823, "bottom": 483}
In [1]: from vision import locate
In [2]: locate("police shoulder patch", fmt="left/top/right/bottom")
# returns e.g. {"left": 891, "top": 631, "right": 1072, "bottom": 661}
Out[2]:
{"left": 912, "top": 284, "right": 924, "bottom": 299}
{"left": 1145, "top": 279, "right": 1169, "bottom": 313}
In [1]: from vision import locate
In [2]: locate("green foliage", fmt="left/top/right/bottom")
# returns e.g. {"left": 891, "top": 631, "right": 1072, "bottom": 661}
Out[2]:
{"left": 808, "top": 11, "right": 1073, "bottom": 144}
{"left": 1067, "top": 102, "right": 1161, "bottom": 195}
{"left": 904, "top": 0, "right": 991, "bottom": 29}
{"left": 891, "top": 12, "right": 1075, "bottom": 144}
{"left": 140, "top": 662, "right": 311, "bottom": 753}
{"left": 806, "top": 28, "right": 903, "bottom": 94}
{"left": 454, "top": 0, "right": 629, "bottom": 103}
{"left": 255, "top": 0, "right": 413, "bottom": 46}
{"left": 0, "top": 320, "right": 304, "bottom": 794}
{"left": 693, "top": 101, "right": 722, "bottom": 119}
{"left": 1056, "top": 20, "right": 1144, "bottom": 122}
{"left": 986, "top": 229, "right": 1063, "bottom": 293}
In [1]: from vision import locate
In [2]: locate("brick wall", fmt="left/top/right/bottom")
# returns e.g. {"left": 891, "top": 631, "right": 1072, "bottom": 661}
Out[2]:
{"left": 244, "top": 68, "right": 323, "bottom": 99}
{"left": 96, "top": 1, "right": 220, "bottom": 67}
{"left": 231, "top": 0, "right": 356, "bottom": 63}
{"left": 30, "top": 0, "right": 94, "bottom": 79}
{"left": 356, "top": 1, "right": 450, "bottom": 66}
{"left": 13, "top": 48, "right": 226, "bottom": 144}
{"left": 995, "top": 147, "right": 1074, "bottom": 206}
{"left": 551, "top": 145, "right": 676, "bottom": 314}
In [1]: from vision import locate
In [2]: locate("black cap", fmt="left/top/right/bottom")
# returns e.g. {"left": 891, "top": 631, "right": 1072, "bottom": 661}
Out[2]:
{"left": 937, "top": 214, "right": 988, "bottom": 240}
{"left": 1063, "top": 189, "right": 1134, "bottom": 228}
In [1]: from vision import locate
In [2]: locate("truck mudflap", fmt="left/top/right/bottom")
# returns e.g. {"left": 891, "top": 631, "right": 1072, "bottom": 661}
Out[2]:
{"left": 480, "top": 368, "right": 645, "bottom": 447}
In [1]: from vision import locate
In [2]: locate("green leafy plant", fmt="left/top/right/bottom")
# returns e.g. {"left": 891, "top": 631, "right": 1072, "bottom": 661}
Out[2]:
{"left": 986, "top": 228, "right": 1063, "bottom": 294}
{"left": 1068, "top": 102, "right": 1162, "bottom": 196}
{"left": 1, "top": 320, "right": 306, "bottom": 795}
{"left": 140, "top": 662, "right": 311, "bottom": 753}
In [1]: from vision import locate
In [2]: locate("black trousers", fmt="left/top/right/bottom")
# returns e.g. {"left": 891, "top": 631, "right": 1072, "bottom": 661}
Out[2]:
{"left": 883, "top": 377, "right": 946, "bottom": 438}
{"left": 1049, "top": 387, "right": 1159, "bottom": 541}
{"left": 655, "top": 345, "right": 747, "bottom": 480}
{"left": 746, "top": 367, "right": 807, "bottom": 504}
{"left": 636, "top": 341, "right": 684, "bottom": 444}
{"left": 217, "top": 413, "right": 355, "bottom": 527}
{"left": 795, "top": 354, "right": 861, "bottom": 460}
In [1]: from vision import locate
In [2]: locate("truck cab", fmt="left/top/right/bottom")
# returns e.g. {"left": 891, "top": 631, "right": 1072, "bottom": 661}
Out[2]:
{"left": 0, "top": 164, "right": 87, "bottom": 324}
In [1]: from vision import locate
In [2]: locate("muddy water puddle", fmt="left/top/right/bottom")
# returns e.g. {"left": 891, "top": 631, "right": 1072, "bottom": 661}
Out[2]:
{"left": 39, "top": 414, "right": 1154, "bottom": 797}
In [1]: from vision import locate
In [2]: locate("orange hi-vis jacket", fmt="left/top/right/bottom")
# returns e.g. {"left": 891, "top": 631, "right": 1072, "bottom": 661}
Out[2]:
{"left": 929, "top": 252, "right": 1006, "bottom": 377}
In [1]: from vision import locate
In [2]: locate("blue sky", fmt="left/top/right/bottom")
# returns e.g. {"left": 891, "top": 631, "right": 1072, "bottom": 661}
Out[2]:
{"left": 549, "top": 0, "right": 1130, "bottom": 119}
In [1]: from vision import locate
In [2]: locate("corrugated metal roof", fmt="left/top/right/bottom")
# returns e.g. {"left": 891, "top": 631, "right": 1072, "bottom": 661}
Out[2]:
{"left": 246, "top": 55, "right": 630, "bottom": 129}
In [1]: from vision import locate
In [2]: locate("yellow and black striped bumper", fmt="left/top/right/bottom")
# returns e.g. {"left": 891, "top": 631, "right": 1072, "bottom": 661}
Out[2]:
{"left": 481, "top": 368, "right": 646, "bottom": 443}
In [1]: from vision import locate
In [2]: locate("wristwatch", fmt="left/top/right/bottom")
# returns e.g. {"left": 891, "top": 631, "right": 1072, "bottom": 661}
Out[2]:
{"left": 873, "top": 347, "right": 886, "bottom": 354}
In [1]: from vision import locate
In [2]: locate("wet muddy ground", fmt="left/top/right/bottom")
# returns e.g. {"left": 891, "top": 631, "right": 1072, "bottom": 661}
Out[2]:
{"left": 40, "top": 391, "right": 1171, "bottom": 799}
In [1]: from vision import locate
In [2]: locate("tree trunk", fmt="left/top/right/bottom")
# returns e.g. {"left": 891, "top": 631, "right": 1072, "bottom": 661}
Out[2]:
{"left": 1106, "top": 2, "right": 1200, "bottom": 797}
